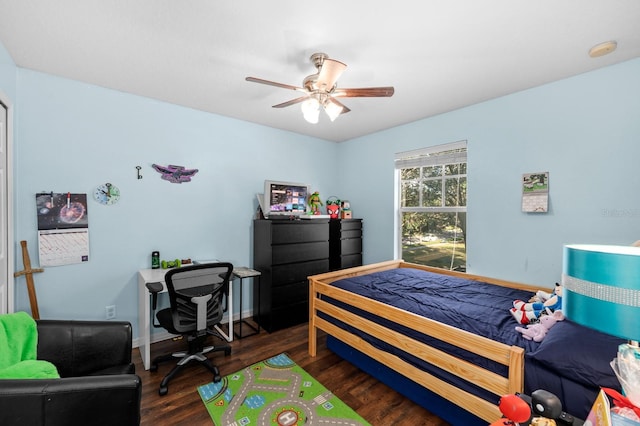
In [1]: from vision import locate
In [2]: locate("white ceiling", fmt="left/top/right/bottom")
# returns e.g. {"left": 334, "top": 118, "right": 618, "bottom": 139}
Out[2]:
{"left": 0, "top": 1, "right": 639, "bottom": 142}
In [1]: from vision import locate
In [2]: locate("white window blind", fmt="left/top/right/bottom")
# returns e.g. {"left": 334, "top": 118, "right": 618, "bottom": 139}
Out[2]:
{"left": 395, "top": 140, "right": 467, "bottom": 169}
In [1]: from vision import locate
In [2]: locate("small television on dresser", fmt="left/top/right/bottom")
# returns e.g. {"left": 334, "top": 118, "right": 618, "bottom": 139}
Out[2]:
{"left": 262, "top": 180, "right": 310, "bottom": 218}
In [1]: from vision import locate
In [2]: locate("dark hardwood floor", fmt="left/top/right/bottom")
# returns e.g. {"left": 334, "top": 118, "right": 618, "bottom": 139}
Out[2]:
{"left": 133, "top": 321, "right": 451, "bottom": 426}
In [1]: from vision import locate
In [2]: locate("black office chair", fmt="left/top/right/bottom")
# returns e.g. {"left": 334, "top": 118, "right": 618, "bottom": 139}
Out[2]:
{"left": 146, "top": 263, "right": 233, "bottom": 396}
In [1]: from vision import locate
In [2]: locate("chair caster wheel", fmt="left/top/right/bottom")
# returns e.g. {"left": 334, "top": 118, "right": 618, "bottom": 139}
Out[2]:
{"left": 213, "top": 374, "right": 221, "bottom": 383}
{"left": 159, "top": 386, "right": 168, "bottom": 396}
{"left": 150, "top": 364, "right": 158, "bottom": 372}
{"left": 224, "top": 348, "right": 231, "bottom": 356}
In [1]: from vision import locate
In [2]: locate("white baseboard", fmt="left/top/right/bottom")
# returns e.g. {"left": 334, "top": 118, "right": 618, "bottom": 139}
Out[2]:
{"left": 132, "top": 330, "right": 175, "bottom": 349}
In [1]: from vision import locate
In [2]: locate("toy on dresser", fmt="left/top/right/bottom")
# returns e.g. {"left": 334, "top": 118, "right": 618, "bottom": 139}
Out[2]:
{"left": 340, "top": 200, "right": 352, "bottom": 219}
{"left": 308, "top": 191, "right": 323, "bottom": 215}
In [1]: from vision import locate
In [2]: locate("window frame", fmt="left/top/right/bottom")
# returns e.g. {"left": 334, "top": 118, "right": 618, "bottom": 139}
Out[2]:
{"left": 394, "top": 140, "right": 467, "bottom": 268}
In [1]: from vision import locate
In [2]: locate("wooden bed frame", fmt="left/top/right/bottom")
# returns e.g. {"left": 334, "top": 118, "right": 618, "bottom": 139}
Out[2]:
{"left": 308, "top": 260, "right": 544, "bottom": 423}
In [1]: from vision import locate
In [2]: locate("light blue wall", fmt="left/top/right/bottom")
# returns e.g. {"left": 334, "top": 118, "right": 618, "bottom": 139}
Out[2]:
{"left": 12, "top": 68, "right": 338, "bottom": 337}
{"left": 2, "top": 34, "right": 638, "bottom": 336}
{"left": 338, "top": 58, "right": 640, "bottom": 286}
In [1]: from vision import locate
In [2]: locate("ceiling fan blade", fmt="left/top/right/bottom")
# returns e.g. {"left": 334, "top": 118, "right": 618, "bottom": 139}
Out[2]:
{"left": 272, "top": 96, "right": 309, "bottom": 108}
{"left": 246, "top": 76, "right": 306, "bottom": 92}
{"left": 333, "top": 87, "right": 395, "bottom": 98}
{"left": 316, "top": 59, "right": 347, "bottom": 91}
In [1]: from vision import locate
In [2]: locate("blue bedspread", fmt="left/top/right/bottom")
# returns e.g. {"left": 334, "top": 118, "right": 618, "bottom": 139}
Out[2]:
{"left": 330, "top": 267, "right": 539, "bottom": 351}
{"left": 325, "top": 267, "right": 622, "bottom": 420}
{"left": 323, "top": 267, "right": 538, "bottom": 403}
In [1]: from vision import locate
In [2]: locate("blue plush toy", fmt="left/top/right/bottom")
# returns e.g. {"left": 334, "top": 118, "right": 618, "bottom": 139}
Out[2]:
{"left": 510, "top": 283, "right": 562, "bottom": 325}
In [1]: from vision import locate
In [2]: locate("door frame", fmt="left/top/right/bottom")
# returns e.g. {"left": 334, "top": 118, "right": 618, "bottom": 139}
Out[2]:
{"left": 0, "top": 90, "right": 14, "bottom": 314}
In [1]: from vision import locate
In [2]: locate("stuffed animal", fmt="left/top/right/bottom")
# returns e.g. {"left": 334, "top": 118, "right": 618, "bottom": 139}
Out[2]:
{"left": 531, "top": 288, "right": 554, "bottom": 304}
{"left": 510, "top": 289, "right": 551, "bottom": 323}
{"left": 511, "top": 283, "right": 563, "bottom": 324}
{"left": 515, "top": 310, "right": 564, "bottom": 342}
{"left": 510, "top": 306, "right": 543, "bottom": 325}
{"left": 515, "top": 283, "right": 563, "bottom": 312}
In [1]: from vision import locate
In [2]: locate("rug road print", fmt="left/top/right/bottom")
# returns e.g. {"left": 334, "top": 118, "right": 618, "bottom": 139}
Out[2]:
{"left": 198, "top": 353, "right": 370, "bottom": 426}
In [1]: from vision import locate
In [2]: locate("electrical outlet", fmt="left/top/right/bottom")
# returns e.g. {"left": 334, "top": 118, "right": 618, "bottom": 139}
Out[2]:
{"left": 105, "top": 305, "right": 116, "bottom": 320}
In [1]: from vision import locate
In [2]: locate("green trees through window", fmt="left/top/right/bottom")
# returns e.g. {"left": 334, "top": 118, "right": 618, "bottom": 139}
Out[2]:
{"left": 397, "top": 142, "right": 467, "bottom": 271}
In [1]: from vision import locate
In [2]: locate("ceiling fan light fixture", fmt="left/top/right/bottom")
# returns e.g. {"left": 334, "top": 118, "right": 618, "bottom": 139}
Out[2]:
{"left": 324, "top": 98, "right": 343, "bottom": 122}
{"left": 301, "top": 97, "right": 320, "bottom": 124}
{"left": 246, "top": 52, "right": 394, "bottom": 124}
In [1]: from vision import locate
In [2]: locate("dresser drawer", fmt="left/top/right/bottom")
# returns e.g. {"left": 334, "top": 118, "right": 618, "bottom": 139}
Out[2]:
{"left": 340, "top": 253, "right": 363, "bottom": 269}
{"left": 269, "top": 301, "right": 308, "bottom": 330}
{"left": 339, "top": 238, "right": 362, "bottom": 255}
{"left": 340, "top": 229, "right": 362, "bottom": 239}
{"left": 271, "top": 222, "right": 329, "bottom": 244}
{"left": 272, "top": 259, "right": 330, "bottom": 286}
{"left": 272, "top": 281, "right": 308, "bottom": 308}
{"left": 272, "top": 241, "right": 329, "bottom": 265}
{"left": 338, "top": 219, "right": 362, "bottom": 231}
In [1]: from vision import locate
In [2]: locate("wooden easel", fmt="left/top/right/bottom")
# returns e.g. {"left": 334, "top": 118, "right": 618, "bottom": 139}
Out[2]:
{"left": 13, "top": 240, "right": 44, "bottom": 319}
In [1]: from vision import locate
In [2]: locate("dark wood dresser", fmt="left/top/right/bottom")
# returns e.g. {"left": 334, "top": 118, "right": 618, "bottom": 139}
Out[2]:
{"left": 253, "top": 219, "right": 330, "bottom": 332}
{"left": 329, "top": 218, "right": 363, "bottom": 270}
{"left": 253, "top": 217, "right": 364, "bottom": 332}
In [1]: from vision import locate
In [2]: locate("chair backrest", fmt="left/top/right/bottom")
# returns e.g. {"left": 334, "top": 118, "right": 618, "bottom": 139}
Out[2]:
{"left": 164, "top": 263, "right": 233, "bottom": 334}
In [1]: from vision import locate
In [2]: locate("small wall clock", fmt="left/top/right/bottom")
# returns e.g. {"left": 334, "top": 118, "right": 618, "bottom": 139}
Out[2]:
{"left": 93, "top": 182, "right": 121, "bottom": 205}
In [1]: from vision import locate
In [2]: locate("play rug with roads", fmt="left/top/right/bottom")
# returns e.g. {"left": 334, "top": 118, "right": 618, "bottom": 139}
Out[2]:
{"left": 197, "top": 353, "right": 370, "bottom": 426}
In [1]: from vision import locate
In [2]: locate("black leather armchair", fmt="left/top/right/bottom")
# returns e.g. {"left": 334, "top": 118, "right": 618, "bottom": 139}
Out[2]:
{"left": 0, "top": 319, "right": 141, "bottom": 426}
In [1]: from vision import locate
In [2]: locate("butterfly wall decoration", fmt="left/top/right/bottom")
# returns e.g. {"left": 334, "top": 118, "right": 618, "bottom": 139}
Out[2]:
{"left": 151, "top": 164, "right": 199, "bottom": 183}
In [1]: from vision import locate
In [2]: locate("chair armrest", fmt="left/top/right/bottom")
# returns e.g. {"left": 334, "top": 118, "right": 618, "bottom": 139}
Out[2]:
{"left": 146, "top": 281, "right": 163, "bottom": 295}
{"left": 0, "top": 374, "right": 141, "bottom": 426}
{"left": 36, "top": 320, "right": 133, "bottom": 377}
{"left": 146, "top": 281, "right": 164, "bottom": 326}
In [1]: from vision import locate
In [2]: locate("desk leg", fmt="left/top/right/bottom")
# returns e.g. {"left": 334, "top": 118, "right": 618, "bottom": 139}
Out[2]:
{"left": 214, "top": 279, "right": 233, "bottom": 342}
{"left": 234, "top": 276, "right": 260, "bottom": 339}
{"left": 235, "top": 277, "right": 245, "bottom": 338}
{"left": 238, "top": 277, "right": 244, "bottom": 338}
{"left": 255, "top": 275, "right": 260, "bottom": 334}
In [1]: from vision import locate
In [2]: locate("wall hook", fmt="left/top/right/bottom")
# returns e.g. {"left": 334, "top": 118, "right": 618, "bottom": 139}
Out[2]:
{"left": 136, "top": 166, "right": 143, "bottom": 180}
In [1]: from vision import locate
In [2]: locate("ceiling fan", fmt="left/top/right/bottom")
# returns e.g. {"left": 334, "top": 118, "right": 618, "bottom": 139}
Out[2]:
{"left": 246, "top": 52, "right": 394, "bottom": 123}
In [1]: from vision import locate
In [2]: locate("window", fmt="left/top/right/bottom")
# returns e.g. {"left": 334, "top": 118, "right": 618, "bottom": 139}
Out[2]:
{"left": 395, "top": 141, "right": 467, "bottom": 271}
